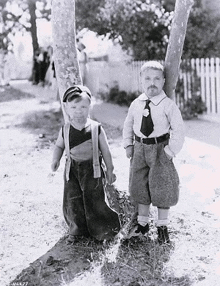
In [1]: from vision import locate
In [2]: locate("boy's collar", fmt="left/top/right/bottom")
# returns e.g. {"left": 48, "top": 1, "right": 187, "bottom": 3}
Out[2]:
{"left": 139, "top": 90, "right": 167, "bottom": 105}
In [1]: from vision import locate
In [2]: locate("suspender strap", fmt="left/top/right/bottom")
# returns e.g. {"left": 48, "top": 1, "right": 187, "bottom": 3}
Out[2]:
{"left": 91, "top": 121, "right": 101, "bottom": 178}
{"left": 63, "top": 123, "right": 71, "bottom": 181}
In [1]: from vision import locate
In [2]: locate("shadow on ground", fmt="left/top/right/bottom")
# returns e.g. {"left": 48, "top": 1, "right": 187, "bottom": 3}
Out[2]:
{"left": 9, "top": 231, "right": 192, "bottom": 286}
{"left": 9, "top": 235, "right": 105, "bottom": 286}
{"left": 9, "top": 185, "right": 192, "bottom": 286}
{"left": 0, "top": 85, "right": 35, "bottom": 102}
{"left": 15, "top": 108, "right": 64, "bottom": 148}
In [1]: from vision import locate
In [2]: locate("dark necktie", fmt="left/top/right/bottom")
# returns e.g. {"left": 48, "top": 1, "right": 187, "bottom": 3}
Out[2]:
{"left": 140, "top": 99, "right": 154, "bottom": 137}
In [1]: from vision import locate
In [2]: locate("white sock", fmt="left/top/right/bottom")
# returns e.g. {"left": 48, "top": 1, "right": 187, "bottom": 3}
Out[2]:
{"left": 157, "top": 219, "right": 169, "bottom": 227}
{"left": 137, "top": 215, "right": 149, "bottom": 227}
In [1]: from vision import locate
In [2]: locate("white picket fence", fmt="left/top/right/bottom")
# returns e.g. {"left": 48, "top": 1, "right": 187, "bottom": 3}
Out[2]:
{"left": 86, "top": 58, "right": 220, "bottom": 115}
{"left": 184, "top": 58, "right": 220, "bottom": 115}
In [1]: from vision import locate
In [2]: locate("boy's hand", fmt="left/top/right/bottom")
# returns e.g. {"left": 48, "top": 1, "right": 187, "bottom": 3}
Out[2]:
{"left": 125, "top": 145, "right": 134, "bottom": 159}
{"left": 165, "top": 152, "right": 173, "bottom": 160}
{"left": 106, "top": 169, "right": 116, "bottom": 185}
{"left": 51, "top": 161, "right": 60, "bottom": 172}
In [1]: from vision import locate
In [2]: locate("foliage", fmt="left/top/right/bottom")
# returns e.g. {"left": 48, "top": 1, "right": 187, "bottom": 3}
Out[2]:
{"left": 1, "top": 0, "right": 220, "bottom": 61}
{"left": 0, "top": 0, "right": 18, "bottom": 52}
{"left": 175, "top": 61, "right": 207, "bottom": 120}
{"left": 183, "top": 6, "right": 220, "bottom": 58}
{"left": 0, "top": 0, "right": 51, "bottom": 53}
{"left": 75, "top": 0, "right": 220, "bottom": 60}
{"left": 75, "top": 0, "right": 105, "bottom": 33}
{"left": 179, "top": 95, "right": 207, "bottom": 120}
{"left": 100, "top": 85, "right": 138, "bottom": 106}
{"left": 97, "top": 0, "right": 173, "bottom": 60}
{"left": 163, "top": 0, "right": 220, "bottom": 58}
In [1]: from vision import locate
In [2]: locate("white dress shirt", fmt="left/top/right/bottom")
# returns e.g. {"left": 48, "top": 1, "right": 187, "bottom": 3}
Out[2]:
{"left": 123, "top": 91, "right": 185, "bottom": 157}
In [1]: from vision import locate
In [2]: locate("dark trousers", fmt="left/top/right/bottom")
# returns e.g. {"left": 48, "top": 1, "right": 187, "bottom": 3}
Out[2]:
{"left": 63, "top": 159, "right": 120, "bottom": 241}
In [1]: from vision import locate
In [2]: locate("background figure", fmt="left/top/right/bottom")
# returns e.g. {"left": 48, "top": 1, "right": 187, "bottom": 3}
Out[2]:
{"left": 44, "top": 45, "right": 58, "bottom": 96}
{"left": 77, "top": 40, "right": 88, "bottom": 85}
{"left": 44, "top": 46, "right": 54, "bottom": 87}
{"left": 32, "top": 49, "right": 40, "bottom": 85}
{"left": 38, "top": 47, "right": 50, "bottom": 86}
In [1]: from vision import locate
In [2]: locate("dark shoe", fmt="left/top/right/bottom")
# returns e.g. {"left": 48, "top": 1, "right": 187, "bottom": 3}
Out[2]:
{"left": 157, "top": 226, "right": 170, "bottom": 244}
{"left": 127, "top": 223, "right": 149, "bottom": 238}
{"left": 123, "top": 222, "right": 150, "bottom": 239}
{"left": 135, "top": 223, "right": 149, "bottom": 235}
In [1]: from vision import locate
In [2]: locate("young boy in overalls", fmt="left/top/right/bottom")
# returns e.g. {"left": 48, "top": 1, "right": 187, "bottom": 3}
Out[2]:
{"left": 123, "top": 61, "right": 185, "bottom": 244}
{"left": 51, "top": 85, "right": 120, "bottom": 243}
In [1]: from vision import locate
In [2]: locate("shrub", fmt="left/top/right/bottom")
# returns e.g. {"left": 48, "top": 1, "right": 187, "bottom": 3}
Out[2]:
{"left": 179, "top": 95, "right": 207, "bottom": 120}
{"left": 176, "top": 75, "right": 207, "bottom": 120}
{"left": 107, "top": 86, "right": 138, "bottom": 106}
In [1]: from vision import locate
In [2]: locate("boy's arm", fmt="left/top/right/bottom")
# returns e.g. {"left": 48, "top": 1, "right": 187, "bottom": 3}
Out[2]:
{"left": 122, "top": 102, "right": 135, "bottom": 149}
{"left": 164, "top": 102, "right": 185, "bottom": 158}
{"left": 51, "top": 129, "right": 65, "bottom": 171}
{"left": 98, "top": 126, "right": 116, "bottom": 184}
{"left": 123, "top": 102, "right": 135, "bottom": 158}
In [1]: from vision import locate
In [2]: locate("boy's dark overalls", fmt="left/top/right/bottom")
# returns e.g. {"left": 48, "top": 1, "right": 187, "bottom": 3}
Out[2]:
{"left": 63, "top": 120, "right": 120, "bottom": 241}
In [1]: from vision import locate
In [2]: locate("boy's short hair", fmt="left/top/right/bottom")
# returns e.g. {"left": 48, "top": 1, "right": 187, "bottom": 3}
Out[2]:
{"left": 63, "top": 85, "right": 92, "bottom": 103}
{"left": 140, "top": 61, "right": 164, "bottom": 76}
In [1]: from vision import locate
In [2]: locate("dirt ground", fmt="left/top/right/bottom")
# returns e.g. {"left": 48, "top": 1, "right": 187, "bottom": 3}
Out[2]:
{"left": 1, "top": 82, "right": 220, "bottom": 286}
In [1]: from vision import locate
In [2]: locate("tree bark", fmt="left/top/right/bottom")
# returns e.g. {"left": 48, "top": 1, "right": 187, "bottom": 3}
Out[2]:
{"left": 27, "top": 0, "right": 39, "bottom": 83}
{"left": 164, "top": 0, "right": 194, "bottom": 99}
{"left": 27, "top": 0, "right": 39, "bottom": 55}
{"left": 51, "top": 0, "right": 82, "bottom": 121}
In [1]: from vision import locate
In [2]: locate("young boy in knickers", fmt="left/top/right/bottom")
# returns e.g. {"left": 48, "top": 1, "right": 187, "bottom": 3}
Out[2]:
{"left": 123, "top": 61, "right": 184, "bottom": 244}
{"left": 51, "top": 85, "right": 120, "bottom": 243}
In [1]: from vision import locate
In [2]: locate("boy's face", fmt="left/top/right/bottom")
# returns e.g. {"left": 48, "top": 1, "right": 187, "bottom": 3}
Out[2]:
{"left": 141, "top": 68, "right": 165, "bottom": 98}
{"left": 65, "top": 97, "right": 90, "bottom": 124}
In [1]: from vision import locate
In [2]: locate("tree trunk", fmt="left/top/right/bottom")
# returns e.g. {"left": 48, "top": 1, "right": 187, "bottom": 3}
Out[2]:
{"left": 27, "top": 0, "right": 39, "bottom": 82}
{"left": 51, "top": 0, "right": 82, "bottom": 122}
{"left": 164, "top": 0, "right": 194, "bottom": 99}
{"left": 28, "top": 0, "right": 39, "bottom": 55}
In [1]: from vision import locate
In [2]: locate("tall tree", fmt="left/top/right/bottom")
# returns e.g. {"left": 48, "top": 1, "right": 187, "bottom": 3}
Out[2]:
{"left": 52, "top": 0, "right": 81, "bottom": 122}
{"left": 27, "top": 0, "right": 39, "bottom": 54}
{"left": 164, "top": 0, "right": 194, "bottom": 99}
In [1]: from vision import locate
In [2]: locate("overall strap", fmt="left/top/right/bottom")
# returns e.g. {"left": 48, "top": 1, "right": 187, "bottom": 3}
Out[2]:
{"left": 63, "top": 123, "right": 71, "bottom": 181}
{"left": 91, "top": 120, "right": 101, "bottom": 178}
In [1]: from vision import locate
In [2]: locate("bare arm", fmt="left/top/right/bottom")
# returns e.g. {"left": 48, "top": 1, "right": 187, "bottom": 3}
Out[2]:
{"left": 98, "top": 126, "right": 116, "bottom": 184}
{"left": 123, "top": 101, "right": 135, "bottom": 149}
{"left": 164, "top": 102, "right": 185, "bottom": 158}
{"left": 51, "top": 129, "right": 65, "bottom": 171}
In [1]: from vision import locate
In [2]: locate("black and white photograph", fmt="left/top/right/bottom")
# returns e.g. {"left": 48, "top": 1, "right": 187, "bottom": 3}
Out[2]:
{"left": 1, "top": 0, "right": 220, "bottom": 285}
